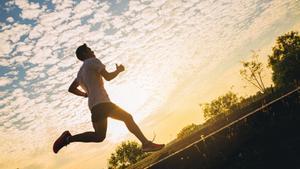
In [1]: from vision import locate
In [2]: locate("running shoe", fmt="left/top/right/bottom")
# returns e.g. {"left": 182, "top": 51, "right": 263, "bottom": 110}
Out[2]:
{"left": 53, "top": 131, "right": 71, "bottom": 154}
{"left": 142, "top": 141, "right": 165, "bottom": 152}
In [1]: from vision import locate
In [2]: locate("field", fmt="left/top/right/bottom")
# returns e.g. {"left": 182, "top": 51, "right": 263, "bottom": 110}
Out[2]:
{"left": 129, "top": 87, "right": 300, "bottom": 169}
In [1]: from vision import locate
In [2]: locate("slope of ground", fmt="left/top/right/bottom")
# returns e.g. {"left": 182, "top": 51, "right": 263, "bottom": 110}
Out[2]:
{"left": 129, "top": 87, "right": 300, "bottom": 169}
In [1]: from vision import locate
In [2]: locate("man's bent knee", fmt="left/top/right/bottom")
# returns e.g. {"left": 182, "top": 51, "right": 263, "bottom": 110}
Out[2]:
{"left": 124, "top": 114, "right": 134, "bottom": 123}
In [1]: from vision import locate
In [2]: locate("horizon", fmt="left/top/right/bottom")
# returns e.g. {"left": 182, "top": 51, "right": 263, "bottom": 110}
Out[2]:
{"left": 1, "top": 0, "right": 300, "bottom": 168}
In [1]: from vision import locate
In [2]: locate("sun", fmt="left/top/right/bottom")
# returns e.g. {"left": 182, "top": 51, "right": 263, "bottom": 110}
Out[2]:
{"left": 107, "top": 82, "right": 152, "bottom": 116}
{"left": 105, "top": 82, "right": 152, "bottom": 141}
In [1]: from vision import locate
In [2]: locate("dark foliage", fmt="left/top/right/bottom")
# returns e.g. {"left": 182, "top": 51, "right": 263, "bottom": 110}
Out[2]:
{"left": 268, "top": 31, "right": 300, "bottom": 88}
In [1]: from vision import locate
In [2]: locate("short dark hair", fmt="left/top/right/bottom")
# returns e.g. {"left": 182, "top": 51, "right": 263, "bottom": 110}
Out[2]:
{"left": 76, "top": 43, "right": 87, "bottom": 61}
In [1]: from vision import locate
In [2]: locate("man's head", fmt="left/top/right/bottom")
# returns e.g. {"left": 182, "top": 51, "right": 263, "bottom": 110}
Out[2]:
{"left": 76, "top": 43, "right": 95, "bottom": 61}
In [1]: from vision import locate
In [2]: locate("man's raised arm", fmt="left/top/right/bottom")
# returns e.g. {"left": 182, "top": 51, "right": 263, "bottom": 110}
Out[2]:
{"left": 68, "top": 79, "right": 87, "bottom": 97}
{"left": 101, "top": 64, "right": 125, "bottom": 81}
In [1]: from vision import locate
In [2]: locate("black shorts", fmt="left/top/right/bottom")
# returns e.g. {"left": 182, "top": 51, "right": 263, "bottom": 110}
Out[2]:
{"left": 91, "top": 102, "right": 121, "bottom": 122}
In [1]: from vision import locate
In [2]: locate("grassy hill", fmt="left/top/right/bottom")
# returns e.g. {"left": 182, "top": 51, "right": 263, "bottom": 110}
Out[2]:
{"left": 128, "top": 86, "right": 300, "bottom": 169}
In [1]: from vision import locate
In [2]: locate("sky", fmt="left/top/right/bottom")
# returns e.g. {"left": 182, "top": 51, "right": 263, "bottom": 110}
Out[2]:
{"left": 0, "top": 0, "right": 300, "bottom": 168}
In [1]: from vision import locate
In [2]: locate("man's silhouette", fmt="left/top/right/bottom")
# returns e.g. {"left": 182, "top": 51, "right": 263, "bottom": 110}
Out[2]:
{"left": 53, "top": 44, "right": 164, "bottom": 153}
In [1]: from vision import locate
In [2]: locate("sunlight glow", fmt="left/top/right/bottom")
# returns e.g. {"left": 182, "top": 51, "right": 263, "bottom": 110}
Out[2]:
{"left": 1, "top": 0, "right": 299, "bottom": 168}
{"left": 108, "top": 82, "right": 152, "bottom": 117}
{"left": 105, "top": 82, "right": 153, "bottom": 142}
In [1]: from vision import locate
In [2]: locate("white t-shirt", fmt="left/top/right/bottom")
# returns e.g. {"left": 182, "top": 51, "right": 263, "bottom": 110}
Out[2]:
{"left": 77, "top": 57, "right": 111, "bottom": 110}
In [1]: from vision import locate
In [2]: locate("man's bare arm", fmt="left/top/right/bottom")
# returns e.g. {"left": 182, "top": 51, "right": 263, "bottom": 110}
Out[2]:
{"left": 101, "top": 64, "right": 125, "bottom": 81}
{"left": 68, "top": 79, "right": 87, "bottom": 97}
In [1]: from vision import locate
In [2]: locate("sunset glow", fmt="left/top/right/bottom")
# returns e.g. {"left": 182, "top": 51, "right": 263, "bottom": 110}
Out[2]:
{"left": 1, "top": 0, "right": 300, "bottom": 168}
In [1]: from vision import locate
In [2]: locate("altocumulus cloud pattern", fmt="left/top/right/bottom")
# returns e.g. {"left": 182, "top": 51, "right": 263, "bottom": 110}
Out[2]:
{"left": 0, "top": 0, "right": 300, "bottom": 168}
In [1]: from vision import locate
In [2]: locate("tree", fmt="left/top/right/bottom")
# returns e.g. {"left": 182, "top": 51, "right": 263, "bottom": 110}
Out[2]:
{"left": 177, "top": 123, "right": 200, "bottom": 139}
{"left": 240, "top": 51, "right": 266, "bottom": 93}
{"left": 200, "top": 92, "right": 242, "bottom": 120}
{"left": 268, "top": 31, "right": 300, "bottom": 88}
{"left": 108, "top": 141, "right": 149, "bottom": 169}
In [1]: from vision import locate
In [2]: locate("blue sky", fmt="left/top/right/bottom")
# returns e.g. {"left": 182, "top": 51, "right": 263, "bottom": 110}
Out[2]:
{"left": 1, "top": 0, "right": 300, "bottom": 168}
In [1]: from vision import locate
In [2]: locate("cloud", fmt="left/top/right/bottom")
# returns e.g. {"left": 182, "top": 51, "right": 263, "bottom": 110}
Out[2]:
{"left": 21, "top": 8, "right": 44, "bottom": 20}
{"left": 14, "top": 0, "right": 44, "bottom": 20}
{"left": 0, "top": 0, "right": 299, "bottom": 168}
{"left": 0, "top": 23, "right": 32, "bottom": 57}
{"left": 6, "top": 17, "right": 14, "bottom": 23}
{"left": 0, "top": 77, "right": 13, "bottom": 87}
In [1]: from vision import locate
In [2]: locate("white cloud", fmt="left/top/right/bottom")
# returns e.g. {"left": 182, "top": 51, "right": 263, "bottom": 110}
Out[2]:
{"left": 73, "top": 1, "right": 95, "bottom": 13}
{"left": 15, "top": 42, "right": 33, "bottom": 52}
{"left": 0, "top": 77, "right": 13, "bottom": 87}
{"left": 39, "top": 8, "right": 72, "bottom": 27}
{"left": 0, "top": 23, "right": 31, "bottom": 57}
{"left": 21, "top": 8, "right": 43, "bottom": 20}
{"left": 0, "top": 40, "right": 12, "bottom": 58}
{"left": 14, "top": 0, "right": 39, "bottom": 9}
{"left": 14, "top": 0, "right": 44, "bottom": 20}
{"left": 0, "top": 0, "right": 299, "bottom": 168}
{"left": 53, "top": 0, "right": 75, "bottom": 10}
{"left": 6, "top": 17, "right": 14, "bottom": 23}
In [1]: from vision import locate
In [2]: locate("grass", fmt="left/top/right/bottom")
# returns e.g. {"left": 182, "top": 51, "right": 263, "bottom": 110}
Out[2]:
{"left": 128, "top": 86, "right": 300, "bottom": 169}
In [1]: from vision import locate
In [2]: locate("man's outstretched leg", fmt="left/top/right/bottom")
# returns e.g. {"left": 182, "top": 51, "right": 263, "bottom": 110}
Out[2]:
{"left": 108, "top": 103, "right": 165, "bottom": 152}
{"left": 53, "top": 102, "right": 164, "bottom": 154}
{"left": 53, "top": 119, "right": 107, "bottom": 153}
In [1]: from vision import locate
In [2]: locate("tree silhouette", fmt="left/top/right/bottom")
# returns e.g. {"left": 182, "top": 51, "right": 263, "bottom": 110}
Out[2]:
{"left": 268, "top": 31, "right": 300, "bottom": 88}
{"left": 200, "top": 91, "right": 242, "bottom": 120}
{"left": 240, "top": 51, "right": 266, "bottom": 93}
{"left": 108, "top": 141, "right": 149, "bottom": 169}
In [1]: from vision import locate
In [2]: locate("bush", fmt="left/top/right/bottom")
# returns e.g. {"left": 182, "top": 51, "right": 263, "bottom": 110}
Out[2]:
{"left": 201, "top": 91, "right": 243, "bottom": 120}
{"left": 108, "top": 141, "right": 149, "bottom": 169}
{"left": 177, "top": 123, "right": 201, "bottom": 139}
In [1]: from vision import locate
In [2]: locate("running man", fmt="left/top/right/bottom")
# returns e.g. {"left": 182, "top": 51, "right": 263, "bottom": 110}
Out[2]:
{"left": 53, "top": 43, "right": 165, "bottom": 153}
